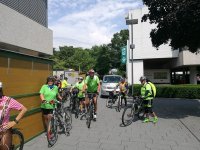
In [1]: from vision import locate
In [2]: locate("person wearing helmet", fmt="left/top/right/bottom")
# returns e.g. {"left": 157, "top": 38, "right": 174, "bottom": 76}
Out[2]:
{"left": 39, "top": 76, "right": 62, "bottom": 137}
{"left": 0, "top": 82, "right": 27, "bottom": 149}
{"left": 83, "top": 69, "right": 100, "bottom": 121}
{"left": 139, "top": 76, "right": 158, "bottom": 123}
{"left": 116, "top": 78, "right": 128, "bottom": 106}
{"left": 70, "top": 77, "right": 85, "bottom": 113}
{"left": 54, "top": 75, "right": 61, "bottom": 89}
{"left": 61, "top": 77, "right": 70, "bottom": 89}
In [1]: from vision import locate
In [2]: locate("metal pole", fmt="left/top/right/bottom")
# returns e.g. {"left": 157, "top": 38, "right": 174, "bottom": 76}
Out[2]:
{"left": 131, "top": 16, "right": 134, "bottom": 98}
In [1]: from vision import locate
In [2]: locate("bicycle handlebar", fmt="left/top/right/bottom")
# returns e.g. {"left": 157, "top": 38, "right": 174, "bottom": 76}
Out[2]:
{"left": 42, "top": 100, "right": 61, "bottom": 105}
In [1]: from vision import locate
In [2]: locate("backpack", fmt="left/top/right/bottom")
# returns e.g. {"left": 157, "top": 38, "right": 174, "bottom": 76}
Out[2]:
{"left": 147, "top": 82, "right": 156, "bottom": 97}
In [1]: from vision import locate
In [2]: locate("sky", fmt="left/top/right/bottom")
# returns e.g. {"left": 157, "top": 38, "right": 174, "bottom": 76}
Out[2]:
{"left": 48, "top": 0, "right": 143, "bottom": 49}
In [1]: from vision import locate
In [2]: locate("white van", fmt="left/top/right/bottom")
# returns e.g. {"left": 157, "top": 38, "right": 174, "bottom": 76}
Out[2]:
{"left": 100, "top": 75, "right": 122, "bottom": 97}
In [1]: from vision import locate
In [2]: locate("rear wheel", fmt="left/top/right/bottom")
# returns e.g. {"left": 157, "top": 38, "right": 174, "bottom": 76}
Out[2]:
{"left": 122, "top": 105, "right": 135, "bottom": 126}
{"left": 117, "top": 96, "right": 121, "bottom": 112}
{"left": 106, "top": 97, "right": 111, "bottom": 108}
{"left": 75, "top": 99, "right": 79, "bottom": 118}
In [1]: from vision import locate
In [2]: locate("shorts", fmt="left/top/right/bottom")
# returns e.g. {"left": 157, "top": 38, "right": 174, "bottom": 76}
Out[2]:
{"left": 41, "top": 108, "right": 53, "bottom": 115}
{"left": 87, "top": 91, "right": 98, "bottom": 96}
{"left": 143, "top": 100, "right": 153, "bottom": 113}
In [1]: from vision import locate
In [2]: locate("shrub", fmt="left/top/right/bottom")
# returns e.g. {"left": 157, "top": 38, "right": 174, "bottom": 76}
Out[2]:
{"left": 129, "top": 84, "right": 200, "bottom": 99}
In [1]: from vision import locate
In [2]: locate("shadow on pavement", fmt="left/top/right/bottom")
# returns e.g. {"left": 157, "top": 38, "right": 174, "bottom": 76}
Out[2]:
{"left": 153, "top": 98, "right": 200, "bottom": 119}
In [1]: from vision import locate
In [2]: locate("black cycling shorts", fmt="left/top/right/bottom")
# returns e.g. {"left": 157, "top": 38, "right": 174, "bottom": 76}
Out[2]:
{"left": 41, "top": 108, "right": 53, "bottom": 115}
{"left": 87, "top": 91, "right": 98, "bottom": 95}
{"left": 143, "top": 100, "right": 153, "bottom": 113}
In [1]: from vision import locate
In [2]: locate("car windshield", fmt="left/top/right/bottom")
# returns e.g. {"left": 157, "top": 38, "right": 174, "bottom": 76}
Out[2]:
{"left": 103, "top": 76, "right": 121, "bottom": 83}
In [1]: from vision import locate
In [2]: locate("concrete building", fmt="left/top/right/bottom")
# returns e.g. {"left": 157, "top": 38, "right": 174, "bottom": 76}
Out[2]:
{"left": 0, "top": 0, "right": 53, "bottom": 143}
{"left": 126, "top": 7, "right": 200, "bottom": 84}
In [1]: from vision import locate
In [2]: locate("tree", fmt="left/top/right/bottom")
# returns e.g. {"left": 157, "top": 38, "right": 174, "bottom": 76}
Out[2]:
{"left": 51, "top": 46, "right": 95, "bottom": 71}
{"left": 95, "top": 45, "right": 112, "bottom": 76}
{"left": 110, "top": 29, "right": 129, "bottom": 75}
{"left": 142, "top": 0, "right": 200, "bottom": 53}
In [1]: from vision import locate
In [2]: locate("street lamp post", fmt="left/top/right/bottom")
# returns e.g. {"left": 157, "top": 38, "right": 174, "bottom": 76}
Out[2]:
{"left": 125, "top": 14, "right": 138, "bottom": 98}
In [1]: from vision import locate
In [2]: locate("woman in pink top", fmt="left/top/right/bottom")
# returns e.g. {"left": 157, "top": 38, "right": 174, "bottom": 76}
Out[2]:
{"left": 0, "top": 82, "right": 27, "bottom": 150}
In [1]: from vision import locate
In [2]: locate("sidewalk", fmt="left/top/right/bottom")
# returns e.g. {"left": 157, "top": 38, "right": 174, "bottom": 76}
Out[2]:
{"left": 24, "top": 98, "right": 200, "bottom": 150}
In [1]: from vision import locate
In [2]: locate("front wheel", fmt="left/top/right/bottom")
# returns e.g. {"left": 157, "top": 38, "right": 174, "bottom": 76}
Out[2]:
{"left": 86, "top": 105, "right": 93, "bottom": 128}
{"left": 47, "top": 116, "right": 58, "bottom": 146}
{"left": 11, "top": 129, "right": 24, "bottom": 150}
{"left": 122, "top": 105, "right": 135, "bottom": 126}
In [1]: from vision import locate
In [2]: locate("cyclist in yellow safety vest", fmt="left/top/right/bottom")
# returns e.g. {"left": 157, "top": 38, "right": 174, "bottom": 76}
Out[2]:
{"left": 140, "top": 76, "right": 158, "bottom": 123}
{"left": 61, "top": 77, "right": 70, "bottom": 88}
{"left": 116, "top": 78, "right": 128, "bottom": 106}
{"left": 71, "top": 77, "right": 85, "bottom": 113}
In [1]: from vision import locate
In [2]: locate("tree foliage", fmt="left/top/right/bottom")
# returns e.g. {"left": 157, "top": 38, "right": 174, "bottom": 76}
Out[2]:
{"left": 142, "top": 0, "right": 200, "bottom": 53}
{"left": 51, "top": 29, "right": 129, "bottom": 77}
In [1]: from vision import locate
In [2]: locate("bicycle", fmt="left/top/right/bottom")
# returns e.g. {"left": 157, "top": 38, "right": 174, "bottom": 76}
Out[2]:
{"left": 122, "top": 96, "right": 144, "bottom": 126}
{"left": 69, "top": 88, "right": 80, "bottom": 118}
{"left": 106, "top": 91, "right": 118, "bottom": 108}
{"left": 45, "top": 100, "right": 72, "bottom": 147}
{"left": 85, "top": 93, "right": 96, "bottom": 128}
{"left": 11, "top": 128, "right": 24, "bottom": 150}
{"left": 59, "top": 88, "right": 71, "bottom": 103}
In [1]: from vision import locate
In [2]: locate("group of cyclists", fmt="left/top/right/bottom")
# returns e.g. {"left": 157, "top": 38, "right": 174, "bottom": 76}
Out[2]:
{"left": 39, "top": 69, "right": 101, "bottom": 138}
{"left": 108, "top": 76, "right": 158, "bottom": 123}
{"left": 40, "top": 69, "right": 158, "bottom": 137}
{"left": 0, "top": 68, "right": 158, "bottom": 149}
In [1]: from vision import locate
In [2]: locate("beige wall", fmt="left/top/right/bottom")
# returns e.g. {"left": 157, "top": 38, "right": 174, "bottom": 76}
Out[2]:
{"left": 0, "top": 3, "right": 53, "bottom": 55}
{"left": 183, "top": 51, "right": 200, "bottom": 65}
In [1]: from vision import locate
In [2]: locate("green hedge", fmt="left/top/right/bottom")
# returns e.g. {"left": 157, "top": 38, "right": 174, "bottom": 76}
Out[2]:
{"left": 129, "top": 84, "right": 200, "bottom": 99}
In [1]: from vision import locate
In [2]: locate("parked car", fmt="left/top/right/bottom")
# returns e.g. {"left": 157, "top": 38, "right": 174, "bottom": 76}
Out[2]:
{"left": 100, "top": 75, "right": 122, "bottom": 97}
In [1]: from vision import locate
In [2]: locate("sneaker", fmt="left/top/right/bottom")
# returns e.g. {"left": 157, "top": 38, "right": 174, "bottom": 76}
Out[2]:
{"left": 93, "top": 114, "right": 97, "bottom": 121}
{"left": 153, "top": 116, "right": 158, "bottom": 123}
{"left": 143, "top": 118, "right": 150, "bottom": 123}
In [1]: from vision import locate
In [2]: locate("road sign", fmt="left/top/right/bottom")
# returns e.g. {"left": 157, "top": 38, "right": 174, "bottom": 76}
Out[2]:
{"left": 121, "top": 46, "right": 127, "bottom": 64}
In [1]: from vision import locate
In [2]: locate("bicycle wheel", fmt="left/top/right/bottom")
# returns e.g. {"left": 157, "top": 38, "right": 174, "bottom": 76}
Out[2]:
{"left": 106, "top": 97, "right": 111, "bottom": 108}
{"left": 75, "top": 99, "right": 79, "bottom": 118}
{"left": 47, "top": 116, "right": 58, "bottom": 146}
{"left": 117, "top": 96, "right": 121, "bottom": 112}
{"left": 136, "top": 106, "right": 145, "bottom": 119}
{"left": 86, "top": 105, "right": 93, "bottom": 128}
{"left": 122, "top": 105, "right": 135, "bottom": 126}
{"left": 64, "top": 107, "right": 72, "bottom": 131}
{"left": 11, "top": 129, "right": 24, "bottom": 150}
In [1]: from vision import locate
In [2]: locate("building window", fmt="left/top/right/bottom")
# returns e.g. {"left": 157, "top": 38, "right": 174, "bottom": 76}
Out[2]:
{"left": 154, "top": 72, "right": 168, "bottom": 79}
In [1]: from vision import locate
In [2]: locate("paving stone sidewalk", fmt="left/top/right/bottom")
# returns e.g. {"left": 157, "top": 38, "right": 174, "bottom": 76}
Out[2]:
{"left": 24, "top": 97, "right": 200, "bottom": 150}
